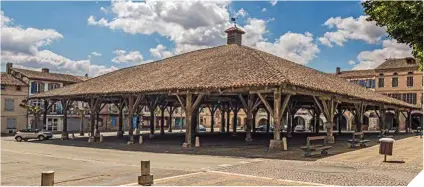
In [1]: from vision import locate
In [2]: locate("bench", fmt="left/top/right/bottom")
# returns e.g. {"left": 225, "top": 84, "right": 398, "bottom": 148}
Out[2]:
{"left": 301, "top": 136, "right": 332, "bottom": 157}
{"left": 347, "top": 132, "right": 369, "bottom": 148}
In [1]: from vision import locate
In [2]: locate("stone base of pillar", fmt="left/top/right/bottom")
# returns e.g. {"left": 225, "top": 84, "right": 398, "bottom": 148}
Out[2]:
{"left": 135, "top": 129, "right": 140, "bottom": 135}
{"left": 269, "top": 140, "right": 283, "bottom": 149}
{"left": 79, "top": 132, "right": 84, "bottom": 136}
{"left": 245, "top": 137, "right": 252, "bottom": 142}
{"left": 168, "top": 129, "right": 172, "bottom": 133}
{"left": 149, "top": 134, "right": 155, "bottom": 139}
{"left": 182, "top": 142, "right": 191, "bottom": 148}
{"left": 88, "top": 136, "right": 94, "bottom": 143}
{"left": 138, "top": 174, "right": 153, "bottom": 186}
{"left": 327, "top": 135, "right": 335, "bottom": 144}
{"left": 61, "top": 133, "right": 69, "bottom": 140}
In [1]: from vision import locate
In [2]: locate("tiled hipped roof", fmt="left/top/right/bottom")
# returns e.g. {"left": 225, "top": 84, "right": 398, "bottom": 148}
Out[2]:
{"left": 33, "top": 44, "right": 418, "bottom": 108}
{"left": 376, "top": 57, "right": 418, "bottom": 70}
{"left": 12, "top": 68, "right": 85, "bottom": 83}
{"left": 335, "top": 69, "right": 376, "bottom": 79}
{"left": 1, "top": 72, "right": 27, "bottom": 86}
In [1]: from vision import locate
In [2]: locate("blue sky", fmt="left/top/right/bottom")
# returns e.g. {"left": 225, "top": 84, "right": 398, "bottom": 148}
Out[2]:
{"left": 0, "top": 0, "right": 413, "bottom": 77}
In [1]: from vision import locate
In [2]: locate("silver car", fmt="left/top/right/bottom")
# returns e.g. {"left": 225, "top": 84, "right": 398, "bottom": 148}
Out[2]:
{"left": 14, "top": 129, "right": 53, "bottom": 142}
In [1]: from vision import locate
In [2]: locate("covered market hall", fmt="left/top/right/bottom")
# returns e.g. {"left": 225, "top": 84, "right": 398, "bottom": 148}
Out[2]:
{"left": 31, "top": 26, "right": 419, "bottom": 149}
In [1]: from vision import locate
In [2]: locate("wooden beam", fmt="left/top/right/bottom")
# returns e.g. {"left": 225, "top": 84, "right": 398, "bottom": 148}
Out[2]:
{"left": 175, "top": 95, "right": 186, "bottom": 112}
{"left": 257, "top": 93, "right": 273, "bottom": 115}
{"left": 279, "top": 94, "right": 291, "bottom": 120}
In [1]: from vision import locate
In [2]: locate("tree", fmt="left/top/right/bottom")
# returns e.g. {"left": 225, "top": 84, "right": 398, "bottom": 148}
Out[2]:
{"left": 71, "top": 105, "right": 89, "bottom": 136}
{"left": 362, "top": 1, "right": 423, "bottom": 70}
{"left": 19, "top": 101, "right": 43, "bottom": 130}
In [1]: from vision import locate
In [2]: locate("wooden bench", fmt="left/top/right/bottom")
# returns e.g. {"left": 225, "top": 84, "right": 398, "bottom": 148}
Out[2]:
{"left": 301, "top": 136, "right": 332, "bottom": 157}
{"left": 347, "top": 132, "right": 369, "bottom": 148}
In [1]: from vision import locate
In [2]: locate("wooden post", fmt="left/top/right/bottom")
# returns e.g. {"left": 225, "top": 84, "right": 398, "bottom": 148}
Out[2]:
{"left": 337, "top": 105, "right": 343, "bottom": 135}
{"left": 176, "top": 93, "right": 203, "bottom": 148}
{"left": 313, "top": 96, "right": 337, "bottom": 143}
{"left": 395, "top": 109, "right": 400, "bottom": 134}
{"left": 138, "top": 160, "right": 153, "bottom": 186}
{"left": 258, "top": 90, "right": 291, "bottom": 149}
{"left": 167, "top": 106, "right": 175, "bottom": 132}
{"left": 266, "top": 110, "right": 270, "bottom": 133}
{"left": 207, "top": 105, "right": 218, "bottom": 133}
{"left": 232, "top": 106, "right": 239, "bottom": 136}
{"left": 160, "top": 107, "right": 165, "bottom": 135}
{"left": 60, "top": 99, "right": 73, "bottom": 140}
{"left": 226, "top": 110, "right": 230, "bottom": 133}
{"left": 238, "top": 94, "right": 261, "bottom": 142}
{"left": 147, "top": 96, "right": 159, "bottom": 138}
{"left": 220, "top": 105, "right": 226, "bottom": 133}
{"left": 124, "top": 95, "right": 144, "bottom": 142}
{"left": 407, "top": 110, "right": 412, "bottom": 133}
{"left": 114, "top": 99, "right": 125, "bottom": 137}
{"left": 252, "top": 108, "right": 258, "bottom": 133}
{"left": 41, "top": 171, "right": 54, "bottom": 186}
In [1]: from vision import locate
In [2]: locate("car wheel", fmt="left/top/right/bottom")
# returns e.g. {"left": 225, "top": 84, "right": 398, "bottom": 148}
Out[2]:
{"left": 15, "top": 136, "right": 23, "bottom": 142}
{"left": 38, "top": 135, "right": 45, "bottom": 141}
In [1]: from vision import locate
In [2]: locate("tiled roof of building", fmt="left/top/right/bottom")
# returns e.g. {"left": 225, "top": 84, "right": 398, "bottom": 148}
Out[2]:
{"left": 375, "top": 57, "right": 418, "bottom": 70}
{"left": 33, "top": 44, "right": 418, "bottom": 108}
{"left": 335, "top": 69, "right": 376, "bottom": 79}
{"left": 1, "top": 72, "right": 27, "bottom": 86}
{"left": 12, "top": 68, "right": 84, "bottom": 83}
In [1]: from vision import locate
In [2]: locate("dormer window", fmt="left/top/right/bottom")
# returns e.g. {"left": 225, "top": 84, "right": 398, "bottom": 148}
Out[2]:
{"left": 48, "top": 83, "right": 60, "bottom": 90}
{"left": 378, "top": 73, "right": 384, "bottom": 88}
{"left": 30, "top": 81, "right": 45, "bottom": 94}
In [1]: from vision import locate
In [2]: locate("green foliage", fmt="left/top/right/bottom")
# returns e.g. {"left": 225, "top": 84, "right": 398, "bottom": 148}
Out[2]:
{"left": 362, "top": 0, "right": 423, "bottom": 70}
{"left": 19, "top": 103, "right": 42, "bottom": 114}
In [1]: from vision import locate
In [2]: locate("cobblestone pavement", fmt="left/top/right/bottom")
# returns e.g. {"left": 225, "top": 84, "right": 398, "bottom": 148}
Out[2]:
{"left": 217, "top": 136, "right": 423, "bottom": 186}
{"left": 1, "top": 135, "right": 421, "bottom": 186}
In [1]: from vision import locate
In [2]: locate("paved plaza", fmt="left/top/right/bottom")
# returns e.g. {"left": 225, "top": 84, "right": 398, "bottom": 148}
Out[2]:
{"left": 1, "top": 134, "right": 422, "bottom": 186}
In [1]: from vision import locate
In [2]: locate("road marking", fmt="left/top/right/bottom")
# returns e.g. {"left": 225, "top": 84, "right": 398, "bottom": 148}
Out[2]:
{"left": 208, "top": 170, "right": 329, "bottom": 186}
{"left": 119, "top": 171, "right": 205, "bottom": 186}
{"left": 218, "top": 164, "right": 232, "bottom": 167}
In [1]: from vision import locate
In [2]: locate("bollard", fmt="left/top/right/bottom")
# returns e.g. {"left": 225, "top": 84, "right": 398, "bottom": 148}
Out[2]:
{"left": 71, "top": 133, "right": 75, "bottom": 140}
{"left": 282, "top": 137, "right": 287, "bottom": 151}
{"left": 138, "top": 160, "right": 153, "bottom": 186}
{"left": 88, "top": 136, "right": 94, "bottom": 143}
{"left": 41, "top": 171, "right": 54, "bottom": 186}
{"left": 139, "top": 136, "right": 143, "bottom": 144}
{"left": 195, "top": 136, "right": 200, "bottom": 147}
{"left": 99, "top": 134, "right": 104, "bottom": 142}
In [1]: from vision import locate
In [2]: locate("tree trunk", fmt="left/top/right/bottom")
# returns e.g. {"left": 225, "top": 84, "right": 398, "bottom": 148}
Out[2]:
{"left": 34, "top": 113, "right": 40, "bottom": 130}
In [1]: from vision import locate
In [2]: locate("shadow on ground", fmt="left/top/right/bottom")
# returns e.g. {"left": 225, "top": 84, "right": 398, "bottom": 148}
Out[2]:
{"left": 23, "top": 131, "right": 415, "bottom": 161}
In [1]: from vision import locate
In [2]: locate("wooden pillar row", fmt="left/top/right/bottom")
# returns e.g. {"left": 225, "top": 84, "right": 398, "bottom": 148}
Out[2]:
{"left": 167, "top": 106, "right": 176, "bottom": 132}
{"left": 207, "top": 104, "right": 219, "bottom": 133}
{"left": 114, "top": 99, "right": 125, "bottom": 137}
{"left": 123, "top": 95, "right": 144, "bottom": 140}
{"left": 60, "top": 98, "right": 73, "bottom": 140}
{"left": 313, "top": 96, "right": 338, "bottom": 143}
{"left": 158, "top": 101, "right": 168, "bottom": 135}
{"left": 146, "top": 96, "right": 159, "bottom": 138}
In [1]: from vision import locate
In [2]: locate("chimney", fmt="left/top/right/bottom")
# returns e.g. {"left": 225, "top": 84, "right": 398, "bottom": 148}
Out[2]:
{"left": 85, "top": 73, "right": 88, "bottom": 77}
{"left": 224, "top": 26, "right": 245, "bottom": 45}
{"left": 41, "top": 68, "right": 49, "bottom": 73}
{"left": 336, "top": 67, "right": 341, "bottom": 74}
{"left": 6, "top": 63, "right": 12, "bottom": 74}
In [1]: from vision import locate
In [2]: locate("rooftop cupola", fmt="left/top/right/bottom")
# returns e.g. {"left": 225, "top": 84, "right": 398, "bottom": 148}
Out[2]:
{"left": 225, "top": 18, "right": 245, "bottom": 45}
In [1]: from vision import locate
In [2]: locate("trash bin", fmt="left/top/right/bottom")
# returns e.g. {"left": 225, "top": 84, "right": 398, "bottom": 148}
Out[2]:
{"left": 379, "top": 138, "right": 395, "bottom": 162}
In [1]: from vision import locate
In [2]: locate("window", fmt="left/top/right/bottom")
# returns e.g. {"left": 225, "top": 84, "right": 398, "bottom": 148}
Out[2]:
{"left": 407, "top": 72, "right": 414, "bottom": 87}
{"left": 388, "top": 93, "right": 402, "bottom": 101}
{"left": 359, "top": 80, "right": 366, "bottom": 87}
{"left": 48, "top": 83, "right": 60, "bottom": 90}
{"left": 366, "top": 79, "right": 375, "bottom": 88}
{"left": 46, "top": 118, "right": 58, "bottom": 131}
{"left": 6, "top": 118, "right": 16, "bottom": 129}
{"left": 30, "top": 81, "right": 45, "bottom": 94}
{"left": 16, "top": 86, "right": 21, "bottom": 91}
{"left": 402, "top": 93, "right": 417, "bottom": 104}
{"left": 378, "top": 74, "right": 384, "bottom": 88}
{"left": 391, "top": 73, "right": 398, "bottom": 87}
{"left": 31, "top": 100, "right": 42, "bottom": 108}
{"left": 4, "top": 98, "right": 14, "bottom": 111}
{"left": 1, "top": 84, "right": 6, "bottom": 90}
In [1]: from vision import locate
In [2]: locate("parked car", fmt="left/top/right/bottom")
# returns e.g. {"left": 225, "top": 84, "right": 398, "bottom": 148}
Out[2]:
{"left": 14, "top": 129, "right": 53, "bottom": 142}
{"left": 256, "top": 125, "right": 274, "bottom": 132}
{"left": 198, "top": 125, "right": 207, "bottom": 132}
{"left": 294, "top": 125, "right": 305, "bottom": 132}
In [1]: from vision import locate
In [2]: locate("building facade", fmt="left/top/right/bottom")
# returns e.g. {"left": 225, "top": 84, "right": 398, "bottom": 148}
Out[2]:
{"left": 335, "top": 57, "right": 423, "bottom": 131}
{"left": 1, "top": 73, "right": 29, "bottom": 134}
{"left": 4, "top": 63, "right": 89, "bottom": 132}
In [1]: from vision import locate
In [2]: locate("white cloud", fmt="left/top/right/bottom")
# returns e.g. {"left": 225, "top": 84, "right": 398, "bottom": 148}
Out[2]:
{"left": 111, "top": 49, "right": 144, "bottom": 64}
{"left": 1, "top": 11, "right": 117, "bottom": 77}
{"left": 262, "top": 8, "right": 267, "bottom": 12}
{"left": 89, "top": 64, "right": 118, "bottom": 77}
{"left": 270, "top": 0, "right": 278, "bottom": 6}
{"left": 348, "top": 60, "right": 356, "bottom": 65}
{"left": 149, "top": 44, "right": 174, "bottom": 59}
{"left": 90, "top": 52, "right": 102, "bottom": 56}
{"left": 255, "top": 32, "right": 320, "bottom": 65}
{"left": 319, "top": 16, "right": 387, "bottom": 47}
{"left": 89, "top": 0, "right": 319, "bottom": 65}
{"left": 100, "top": 7, "right": 108, "bottom": 13}
{"left": 353, "top": 39, "right": 413, "bottom": 70}
{"left": 235, "top": 8, "right": 248, "bottom": 17}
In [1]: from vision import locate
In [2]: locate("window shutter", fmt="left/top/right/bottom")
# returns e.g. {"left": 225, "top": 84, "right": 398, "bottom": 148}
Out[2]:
{"left": 7, "top": 118, "right": 16, "bottom": 129}
{"left": 31, "top": 82, "right": 37, "bottom": 94}
{"left": 4, "top": 99, "right": 14, "bottom": 111}
{"left": 39, "top": 83, "right": 45, "bottom": 92}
